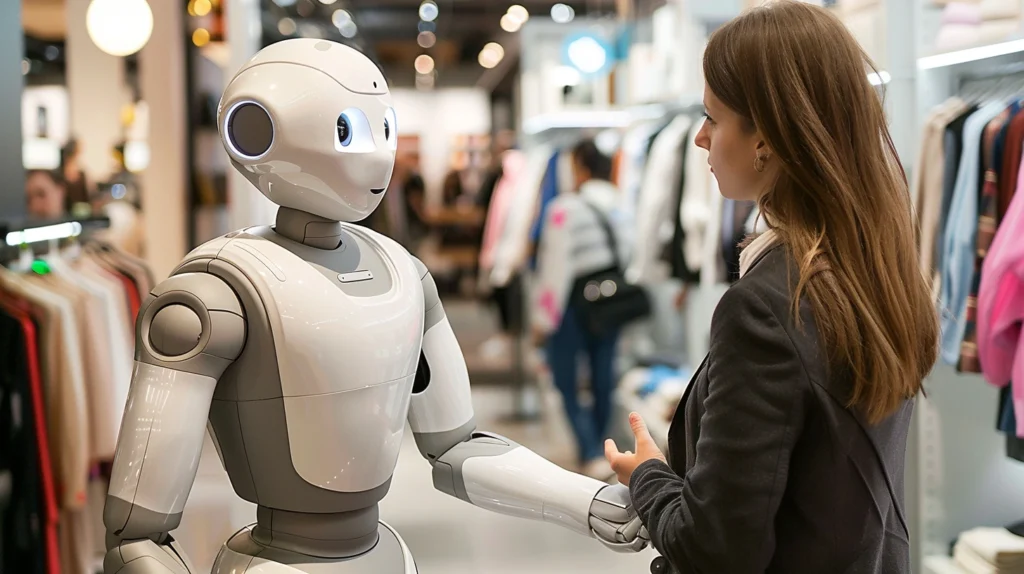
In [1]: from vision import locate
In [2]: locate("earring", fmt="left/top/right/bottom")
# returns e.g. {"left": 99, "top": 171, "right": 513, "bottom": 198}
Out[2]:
{"left": 754, "top": 154, "right": 767, "bottom": 173}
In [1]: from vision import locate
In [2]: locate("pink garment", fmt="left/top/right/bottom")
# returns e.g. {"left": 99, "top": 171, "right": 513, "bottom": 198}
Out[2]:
{"left": 942, "top": 2, "right": 983, "bottom": 25}
{"left": 479, "top": 151, "right": 525, "bottom": 270}
{"left": 978, "top": 147, "right": 1024, "bottom": 437}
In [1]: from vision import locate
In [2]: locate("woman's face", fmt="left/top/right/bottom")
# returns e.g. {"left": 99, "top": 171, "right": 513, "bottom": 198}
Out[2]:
{"left": 25, "top": 172, "right": 65, "bottom": 220}
{"left": 694, "top": 86, "right": 775, "bottom": 201}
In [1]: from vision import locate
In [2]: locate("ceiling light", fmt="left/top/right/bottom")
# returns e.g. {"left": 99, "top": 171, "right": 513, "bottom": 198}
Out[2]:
{"left": 415, "top": 54, "right": 435, "bottom": 75}
{"left": 192, "top": 28, "right": 211, "bottom": 46}
{"left": 332, "top": 9, "right": 352, "bottom": 27}
{"left": 868, "top": 70, "right": 891, "bottom": 86}
{"left": 86, "top": 0, "right": 154, "bottom": 57}
{"left": 278, "top": 17, "right": 297, "bottom": 35}
{"left": 419, "top": 1, "right": 439, "bottom": 22}
{"left": 272, "top": 0, "right": 296, "bottom": 5}
{"left": 339, "top": 20, "right": 358, "bottom": 38}
{"left": 21, "top": 59, "right": 30, "bottom": 75}
{"left": 478, "top": 42, "right": 504, "bottom": 69}
{"left": 506, "top": 5, "right": 529, "bottom": 24}
{"left": 296, "top": 0, "right": 314, "bottom": 17}
{"left": 568, "top": 36, "right": 607, "bottom": 74}
{"left": 500, "top": 14, "right": 522, "bottom": 33}
{"left": 418, "top": 20, "right": 436, "bottom": 33}
{"left": 417, "top": 31, "right": 436, "bottom": 48}
{"left": 44, "top": 46, "right": 59, "bottom": 61}
{"left": 551, "top": 3, "right": 575, "bottom": 23}
{"left": 318, "top": 0, "right": 338, "bottom": 4}
{"left": 193, "top": 0, "right": 212, "bottom": 16}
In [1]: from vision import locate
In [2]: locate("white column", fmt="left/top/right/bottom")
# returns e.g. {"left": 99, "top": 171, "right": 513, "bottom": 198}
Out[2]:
{"left": 65, "top": 0, "right": 130, "bottom": 182}
{"left": 0, "top": 1, "right": 24, "bottom": 219}
{"left": 224, "top": 0, "right": 277, "bottom": 229}
{"left": 138, "top": 0, "right": 188, "bottom": 280}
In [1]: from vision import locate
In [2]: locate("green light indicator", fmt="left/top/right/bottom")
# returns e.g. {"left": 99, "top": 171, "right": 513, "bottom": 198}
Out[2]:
{"left": 30, "top": 260, "right": 51, "bottom": 275}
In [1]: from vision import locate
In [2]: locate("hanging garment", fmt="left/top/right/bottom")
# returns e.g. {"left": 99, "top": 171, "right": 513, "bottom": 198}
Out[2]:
{"left": 667, "top": 130, "right": 701, "bottom": 284}
{"left": 479, "top": 150, "right": 527, "bottom": 274}
{"left": 0, "top": 270, "right": 91, "bottom": 511}
{"left": 960, "top": 104, "right": 1018, "bottom": 373}
{"left": 680, "top": 135, "right": 716, "bottom": 277}
{"left": 977, "top": 145, "right": 1024, "bottom": 437}
{"left": 0, "top": 306, "right": 58, "bottom": 574}
{"left": 914, "top": 98, "right": 970, "bottom": 280}
{"left": 1000, "top": 109, "right": 1024, "bottom": 221}
{"left": 937, "top": 105, "right": 981, "bottom": 278}
{"left": 527, "top": 151, "right": 563, "bottom": 270}
{"left": 491, "top": 145, "right": 555, "bottom": 287}
{"left": 629, "top": 114, "right": 693, "bottom": 284}
{"left": 940, "top": 100, "right": 1010, "bottom": 366}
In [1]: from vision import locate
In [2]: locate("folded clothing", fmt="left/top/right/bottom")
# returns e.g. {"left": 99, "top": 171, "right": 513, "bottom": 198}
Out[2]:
{"left": 944, "top": 1, "right": 984, "bottom": 24}
{"left": 980, "top": 0, "right": 1022, "bottom": 20}
{"left": 958, "top": 527, "right": 1024, "bottom": 569}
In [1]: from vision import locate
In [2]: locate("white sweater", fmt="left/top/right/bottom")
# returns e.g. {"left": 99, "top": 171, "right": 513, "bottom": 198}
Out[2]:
{"left": 532, "top": 180, "right": 629, "bottom": 334}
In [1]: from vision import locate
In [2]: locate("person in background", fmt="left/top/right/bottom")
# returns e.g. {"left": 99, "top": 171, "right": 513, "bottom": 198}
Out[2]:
{"left": 533, "top": 139, "right": 629, "bottom": 481}
{"left": 25, "top": 169, "right": 67, "bottom": 221}
{"left": 60, "top": 138, "right": 91, "bottom": 213}
{"left": 604, "top": 3, "right": 937, "bottom": 573}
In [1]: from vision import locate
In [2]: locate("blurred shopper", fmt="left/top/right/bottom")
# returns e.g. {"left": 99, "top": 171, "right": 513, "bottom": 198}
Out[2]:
{"left": 25, "top": 169, "right": 66, "bottom": 221}
{"left": 533, "top": 139, "right": 629, "bottom": 480}
{"left": 604, "top": 3, "right": 937, "bottom": 573}
{"left": 61, "top": 138, "right": 91, "bottom": 213}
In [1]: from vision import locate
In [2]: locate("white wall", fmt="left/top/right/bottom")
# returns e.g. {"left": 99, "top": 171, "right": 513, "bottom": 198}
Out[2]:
{"left": 391, "top": 87, "right": 492, "bottom": 207}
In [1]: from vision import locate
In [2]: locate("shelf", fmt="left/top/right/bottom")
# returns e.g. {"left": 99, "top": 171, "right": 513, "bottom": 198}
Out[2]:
{"left": 919, "top": 36, "right": 1024, "bottom": 70}
{"left": 923, "top": 555, "right": 965, "bottom": 574}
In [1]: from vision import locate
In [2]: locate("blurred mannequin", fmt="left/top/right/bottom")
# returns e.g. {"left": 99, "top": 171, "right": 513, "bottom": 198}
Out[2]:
{"left": 25, "top": 169, "right": 67, "bottom": 220}
{"left": 61, "top": 139, "right": 91, "bottom": 212}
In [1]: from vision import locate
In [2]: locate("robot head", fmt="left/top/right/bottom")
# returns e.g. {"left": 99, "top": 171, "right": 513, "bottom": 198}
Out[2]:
{"left": 218, "top": 39, "right": 398, "bottom": 222}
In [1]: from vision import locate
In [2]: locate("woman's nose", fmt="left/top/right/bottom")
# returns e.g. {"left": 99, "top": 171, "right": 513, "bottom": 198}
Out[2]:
{"left": 694, "top": 122, "right": 710, "bottom": 151}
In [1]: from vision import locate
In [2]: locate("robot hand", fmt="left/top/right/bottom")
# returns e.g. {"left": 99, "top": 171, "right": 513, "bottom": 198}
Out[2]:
{"left": 103, "top": 536, "right": 194, "bottom": 574}
{"left": 589, "top": 484, "right": 651, "bottom": 553}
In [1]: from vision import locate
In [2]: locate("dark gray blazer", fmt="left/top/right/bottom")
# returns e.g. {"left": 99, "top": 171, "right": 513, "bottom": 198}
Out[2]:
{"left": 630, "top": 245, "right": 913, "bottom": 574}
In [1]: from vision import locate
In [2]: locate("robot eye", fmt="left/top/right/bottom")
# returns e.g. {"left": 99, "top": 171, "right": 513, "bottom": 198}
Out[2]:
{"left": 384, "top": 107, "right": 398, "bottom": 151}
{"left": 334, "top": 108, "right": 375, "bottom": 153}
{"left": 337, "top": 114, "right": 352, "bottom": 147}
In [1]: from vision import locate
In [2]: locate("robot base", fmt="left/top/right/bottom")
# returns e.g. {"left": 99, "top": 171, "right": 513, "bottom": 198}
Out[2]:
{"left": 212, "top": 521, "right": 418, "bottom": 573}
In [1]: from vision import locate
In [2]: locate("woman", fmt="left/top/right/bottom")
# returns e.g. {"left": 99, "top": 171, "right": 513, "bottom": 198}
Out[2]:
{"left": 534, "top": 139, "right": 629, "bottom": 480}
{"left": 25, "top": 169, "right": 67, "bottom": 221}
{"left": 604, "top": 3, "right": 937, "bottom": 573}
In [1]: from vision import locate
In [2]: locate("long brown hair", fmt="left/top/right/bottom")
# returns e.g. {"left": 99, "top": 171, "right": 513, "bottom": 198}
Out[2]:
{"left": 704, "top": 1, "right": 938, "bottom": 423}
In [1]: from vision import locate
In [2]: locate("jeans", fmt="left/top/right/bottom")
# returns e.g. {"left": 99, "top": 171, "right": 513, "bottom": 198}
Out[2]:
{"left": 546, "top": 305, "right": 620, "bottom": 463}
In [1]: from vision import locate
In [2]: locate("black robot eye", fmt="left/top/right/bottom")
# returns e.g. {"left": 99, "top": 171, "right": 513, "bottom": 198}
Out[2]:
{"left": 337, "top": 114, "right": 352, "bottom": 146}
{"left": 384, "top": 119, "right": 390, "bottom": 140}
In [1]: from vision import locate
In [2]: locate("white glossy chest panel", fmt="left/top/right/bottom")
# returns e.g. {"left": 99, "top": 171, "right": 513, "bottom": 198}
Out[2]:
{"left": 212, "top": 227, "right": 424, "bottom": 492}
{"left": 219, "top": 228, "right": 425, "bottom": 396}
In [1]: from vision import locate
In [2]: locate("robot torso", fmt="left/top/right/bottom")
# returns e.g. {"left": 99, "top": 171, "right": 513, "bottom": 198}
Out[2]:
{"left": 178, "top": 223, "right": 425, "bottom": 512}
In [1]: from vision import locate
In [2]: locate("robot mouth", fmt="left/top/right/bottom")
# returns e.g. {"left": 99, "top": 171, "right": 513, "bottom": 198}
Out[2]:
{"left": 370, "top": 188, "right": 386, "bottom": 194}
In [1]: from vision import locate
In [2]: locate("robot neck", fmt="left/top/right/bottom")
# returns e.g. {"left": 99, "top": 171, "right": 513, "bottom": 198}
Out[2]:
{"left": 274, "top": 206, "right": 344, "bottom": 250}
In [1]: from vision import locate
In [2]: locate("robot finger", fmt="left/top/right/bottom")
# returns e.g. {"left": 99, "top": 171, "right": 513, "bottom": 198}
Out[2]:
{"left": 589, "top": 515, "right": 623, "bottom": 543}
{"left": 590, "top": 484, "right": 635, "bottom": 523}
{"left": 618, "top": 515, "right": 643, "bottom": 542}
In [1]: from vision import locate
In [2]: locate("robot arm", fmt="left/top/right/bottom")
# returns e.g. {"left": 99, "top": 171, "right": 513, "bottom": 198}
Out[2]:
{"left": 406, "top": 257, "right": 647, "bottom": 552}
{"left": 103, "top": 272, "right": 246, "bottom": 573}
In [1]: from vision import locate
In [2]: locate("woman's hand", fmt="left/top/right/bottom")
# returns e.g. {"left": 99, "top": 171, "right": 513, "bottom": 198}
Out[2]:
{"left": 605, "top": 412, "right": 667, "bottom": 486}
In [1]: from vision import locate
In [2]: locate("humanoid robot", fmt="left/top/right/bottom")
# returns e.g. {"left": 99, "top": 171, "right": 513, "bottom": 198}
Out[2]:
{"left": 102, "top": 39, "right": 648, "bottom": 573}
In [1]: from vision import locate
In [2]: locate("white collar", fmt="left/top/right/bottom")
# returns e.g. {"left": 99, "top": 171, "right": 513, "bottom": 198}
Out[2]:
{"left": 739, "top": 229, "right": 780, "bottom": 278}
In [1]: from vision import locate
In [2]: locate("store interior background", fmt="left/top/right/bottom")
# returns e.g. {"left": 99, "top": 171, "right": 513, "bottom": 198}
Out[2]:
{"left": 5, "top": 0, "right": 1024, "bottom": 572}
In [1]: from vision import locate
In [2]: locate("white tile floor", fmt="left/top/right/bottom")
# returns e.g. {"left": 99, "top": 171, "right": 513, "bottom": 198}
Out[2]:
{"left": 176, "top": 385, "right": 658, "bottom": 573}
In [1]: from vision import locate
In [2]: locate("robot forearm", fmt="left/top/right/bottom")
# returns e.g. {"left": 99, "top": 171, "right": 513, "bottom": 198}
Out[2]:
{"left": 432, "top": 433, "right": 598, "bottom": 535}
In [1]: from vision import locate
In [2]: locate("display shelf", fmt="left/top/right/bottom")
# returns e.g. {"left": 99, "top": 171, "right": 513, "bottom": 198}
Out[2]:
{"left": 918, "top": 35, "right": 1024, "bottom": 70}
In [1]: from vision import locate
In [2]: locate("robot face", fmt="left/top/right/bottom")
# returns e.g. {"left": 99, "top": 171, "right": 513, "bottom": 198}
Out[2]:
{"left": 218, "top": 39, "right": 399, "bottom": 222}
